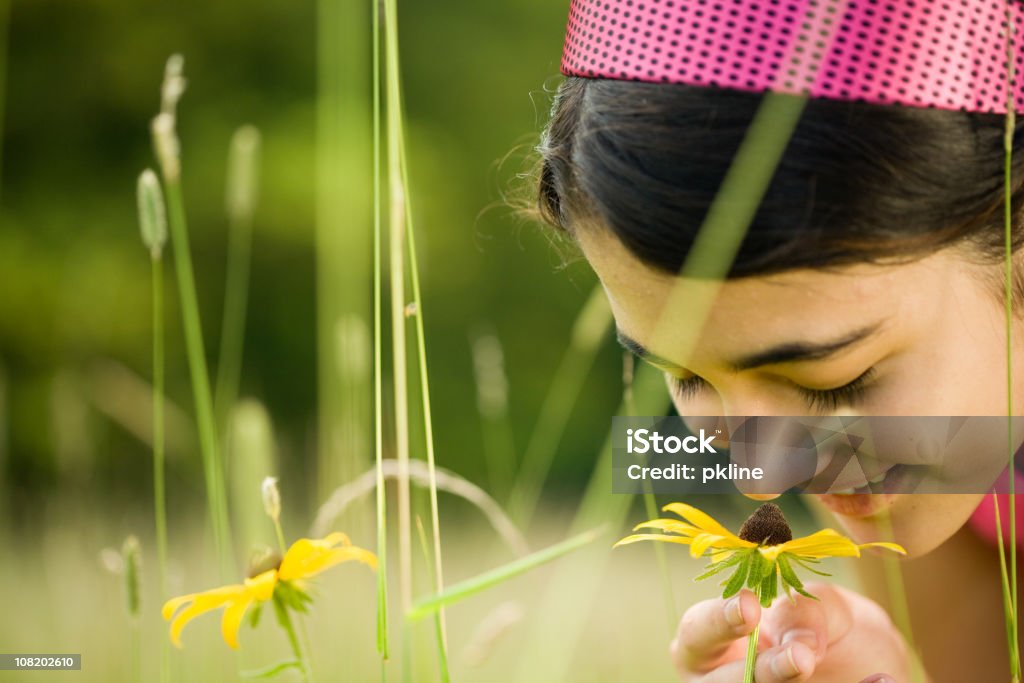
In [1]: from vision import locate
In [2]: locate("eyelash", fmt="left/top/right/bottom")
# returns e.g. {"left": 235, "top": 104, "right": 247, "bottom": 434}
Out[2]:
{"left": 667, "top": 368, "right": 877, "bottom": 413}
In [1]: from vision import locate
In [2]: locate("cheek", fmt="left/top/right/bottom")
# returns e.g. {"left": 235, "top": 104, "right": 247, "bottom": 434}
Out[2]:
{"left": 832, "top": 494, "right": 984, "bottom": 557}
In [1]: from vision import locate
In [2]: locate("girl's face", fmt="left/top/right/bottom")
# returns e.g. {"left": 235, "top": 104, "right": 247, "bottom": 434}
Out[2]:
{"left": 577, "top": 226, "right": 1024, "bottom": 556}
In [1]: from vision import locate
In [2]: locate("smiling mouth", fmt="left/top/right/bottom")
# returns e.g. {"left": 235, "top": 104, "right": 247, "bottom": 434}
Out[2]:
{"left": 828, "top": 464, "right": 900, "bottom": 495}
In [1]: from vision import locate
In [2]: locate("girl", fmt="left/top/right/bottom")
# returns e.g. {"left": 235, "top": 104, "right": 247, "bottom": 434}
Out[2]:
{"left": 533, "top": 1, "right": 1024, "bottom": 681}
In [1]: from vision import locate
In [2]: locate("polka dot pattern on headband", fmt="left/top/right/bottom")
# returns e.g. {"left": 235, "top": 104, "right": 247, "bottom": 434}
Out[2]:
{"left": 560, "top": 0, "right": 1024, "bottom": 114}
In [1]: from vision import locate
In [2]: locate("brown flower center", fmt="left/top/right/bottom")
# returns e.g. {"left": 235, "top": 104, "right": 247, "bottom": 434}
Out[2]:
{"left": 738, "top": 503, "right": 793, "bottom": 545}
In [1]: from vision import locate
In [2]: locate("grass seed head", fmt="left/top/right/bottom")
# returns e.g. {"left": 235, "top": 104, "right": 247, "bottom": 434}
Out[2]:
{"left": 122, "top": 535, "right": 142, "bottom": 618}
{"left": 136, "top": 169, "right": 167, "bottom": 258}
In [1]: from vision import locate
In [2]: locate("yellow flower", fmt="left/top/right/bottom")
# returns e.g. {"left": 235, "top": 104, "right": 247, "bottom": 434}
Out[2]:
{"left": 615, "top": 502, "right": 905, "bottom": 606}
{"left": 162, "top": 532, "right": 376, "bottom": 649}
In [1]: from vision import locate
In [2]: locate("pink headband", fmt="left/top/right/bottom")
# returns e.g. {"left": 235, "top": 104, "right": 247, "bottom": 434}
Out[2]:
{"left": 561, "top": 0, "right": 1024, "bottom": 114}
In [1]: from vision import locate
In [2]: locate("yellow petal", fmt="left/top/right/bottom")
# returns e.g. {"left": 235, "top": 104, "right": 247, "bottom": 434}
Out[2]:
{"left": 613, "top": 533, "right": 695, "bottom": 548}
{"left": 245, "top": 569, "right": 279, "bottom": 601}
{"left": 220, "top": 596, "right": 255, "bottom": 650}
{"left": 662, "top": 503, "right": 740, "bottom": 540}
{"left": 162, "top": 593, "right": 198, "bottom": 621}
{"left": 690, "top": 533, "right": 727, "bottom": 558}
{"left": 772, "top": 529, "right": 861, "bottom": 558}
{"left": 857, "top": 542, "right": 906, "bottom": 555}
{"left": 279, "top": 535, "right": 377, "bottom": 582}
{"left": 632, "top": 519, "right": 699, "bottom": 536}
{"left": 168, "top": 585, "right": 245, "bottom": 648}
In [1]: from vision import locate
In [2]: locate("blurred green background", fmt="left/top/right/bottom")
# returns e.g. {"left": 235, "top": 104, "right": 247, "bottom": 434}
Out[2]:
{"left": 0, "top": 0, "right": 630, "bottom": 511}
{"left": 0, "top": 0, "right": 708, "bottom": 680}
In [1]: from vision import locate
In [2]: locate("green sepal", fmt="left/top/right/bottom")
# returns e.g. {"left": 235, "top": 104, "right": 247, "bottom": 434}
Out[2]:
{"left": 721, "top": 554, "right": 752, "bottom": 599}
{"left": 790, "top": 555, "right": 832, "bottom": 577}
{"left": 695, "top": 552, "right": 745, "bottom": 582}
{"left": 248, "top": 601, "right": 263, "bottom": 629}
{"left": 275, "top": 580, "right": 313, "bottom": 614}
{"left": 759, "top": 563, "right": 779, "bottom": 607}
{"left": 777, "top": 554, "right": 818, "bottom": 601}
{"left": 746, "top": 551, "right": 771, "bottom": 589}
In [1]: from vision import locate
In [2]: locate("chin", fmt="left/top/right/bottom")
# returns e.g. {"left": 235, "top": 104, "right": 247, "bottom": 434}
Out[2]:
{"left": 815, "top": 493, "right": 984, "bottom": 558}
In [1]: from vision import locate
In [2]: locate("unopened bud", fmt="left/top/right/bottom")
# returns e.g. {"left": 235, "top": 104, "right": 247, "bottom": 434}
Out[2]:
{"left": 262, "top": 476, "right": 281, "bottom": 522}
{"left": 136, "top": 169, "right": 167, "bottom": 258}
{"left": 122, "top": 535, "right": 142, "bottom": 618}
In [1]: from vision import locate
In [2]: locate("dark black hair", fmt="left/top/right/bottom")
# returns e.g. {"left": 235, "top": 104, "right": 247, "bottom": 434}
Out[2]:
{"left": 537, "top": 77, "right": 1024, "bottom": 297}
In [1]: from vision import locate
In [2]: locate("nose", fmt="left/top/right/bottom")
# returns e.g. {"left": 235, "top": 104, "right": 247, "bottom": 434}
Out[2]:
{"left": 682, "top": 383, "right": 814, "bottom": 500}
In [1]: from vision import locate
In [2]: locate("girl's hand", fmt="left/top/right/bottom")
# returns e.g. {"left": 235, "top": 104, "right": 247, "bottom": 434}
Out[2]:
{"left": 670, "top": 583, "right": 915, "bottom": 682}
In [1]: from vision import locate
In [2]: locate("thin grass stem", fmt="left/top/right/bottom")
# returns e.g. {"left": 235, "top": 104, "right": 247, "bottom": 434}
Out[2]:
{"left": 137, "top": 168, "right": 170, "bottom": 683}
{"left": 152, "top": 256, "right": 170, "bottom": 683}
{"left": 371, "top": 0, "right": 390, "bottom": 661}
{"left": 399, "top": 93, "right": 451, "bottom": 683}
{"left": 876, "top": 509, "right": 923, "bottom": 683}
{"left": 994, "top": 491, "right": 1019, "bottom": 681}
{"left": 408, "top": 527, "right": 604, "bottom": 621}
{"left": 162, "top": 176, "right": 233, "bottom": 575}
{"left": 513, "top": 364, "right": 669, "bottom": 683}
{"left": 1004, "top": 8, "right": 1021, "bottom": 680}
{"left": 214, "top": 126, "right": 260, "bottom": 441}
{"left": 624, "top": 353, "right": 677, "bottom": 631}
{"left": 507, "top": 288, "right": 612, "bottom": 527}
{"left": 381, "top": 0, "right": 414, "bottom": 627}
{"left": 151, "top": 58, "right": 233, "bottom": 575}
{"left": 415, "top": 517, "right": 450, "bottom": 681}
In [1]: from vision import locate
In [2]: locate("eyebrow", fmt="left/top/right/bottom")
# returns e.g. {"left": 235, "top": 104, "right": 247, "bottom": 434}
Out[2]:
{"left": 615, "top": 321, "right": 886, "bottom": 373}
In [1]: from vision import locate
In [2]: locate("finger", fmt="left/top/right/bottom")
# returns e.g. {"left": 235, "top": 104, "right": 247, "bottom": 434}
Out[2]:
{"left": 761, "top": 583, "right": 852, "bottom": 660}
{"left": 859, "top": 675, "right": 896, "bottom": 683}
{"left": 672, "top": 590, "right": 761, "bottom": 673}
{"left": 693, "top": 642, "right": 816, "bottom": 683}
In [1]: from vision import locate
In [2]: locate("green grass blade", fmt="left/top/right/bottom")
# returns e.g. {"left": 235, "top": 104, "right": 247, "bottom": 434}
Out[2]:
{"left": 151, "top": 57, "right": 233, "bottom": 575}
{"left": 625, "top": 353, "right": 678, "bottom": 632}
{"left": 382, "top": 0, "right": 414, "bottom": 626}
{"left": 371, "top": 0, "right": 389, "bottom": 660}
{"left": 1003, "top": 9, "right": 1021, "bottom": 680}
{"left": 214, "top": 126, "right": 260, "bottom": 441}
{"left": 407, "top": 526, "right": 604, "bottom": 622}
{"left": 507, "top": 287, "right": 612, "bottom": 527}
{"left": 151, "top": 256, "right": 169, "bottom": 683}
{"left": 136, "top": 167, "right": 170, "bottom": 683}
{"left": 513, "top": 362, "right": 669, "bottom": 683}
{"left": 163, "top": 174, "right": 233, "bottom": 574}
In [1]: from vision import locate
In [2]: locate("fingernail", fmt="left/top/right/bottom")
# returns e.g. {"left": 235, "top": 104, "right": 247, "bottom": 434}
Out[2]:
{"left": 724, "top": 596, "right": 744, "bottom": 627}
{"left": 863, "top": 676, "right": 895, "bottom": 683}
{"left": 781, "top": 628, "right": 819, "bottom": 654}
{"left": 771, "top": 645, "right": 812, "bottom": 680}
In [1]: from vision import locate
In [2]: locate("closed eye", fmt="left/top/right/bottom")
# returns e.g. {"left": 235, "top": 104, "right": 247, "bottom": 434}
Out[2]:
{"left": 666, "top": 368, "right": 877, "bottom": 413}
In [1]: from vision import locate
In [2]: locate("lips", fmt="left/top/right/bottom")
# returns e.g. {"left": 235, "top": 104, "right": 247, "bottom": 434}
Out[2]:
{"left": 827, "top": 465, "right": 895, "bottom": 495}
{"left": 816, "top": 465, "right": 908, "bottom": 519}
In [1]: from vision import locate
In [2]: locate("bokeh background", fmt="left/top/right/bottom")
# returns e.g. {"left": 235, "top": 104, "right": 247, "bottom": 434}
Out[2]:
{"left": 0, "top": 1, "right": 806, "bottom": 681}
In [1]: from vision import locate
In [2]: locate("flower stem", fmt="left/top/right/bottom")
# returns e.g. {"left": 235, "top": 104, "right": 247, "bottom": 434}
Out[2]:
{"left": 273, "top": 594, "right": 311, "bottom": 683}
{"left": 743, "top": 586, "right": 761, "bottom": 683}
{"left": 273, "top": 517, "right": 287, "bottom": 555}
